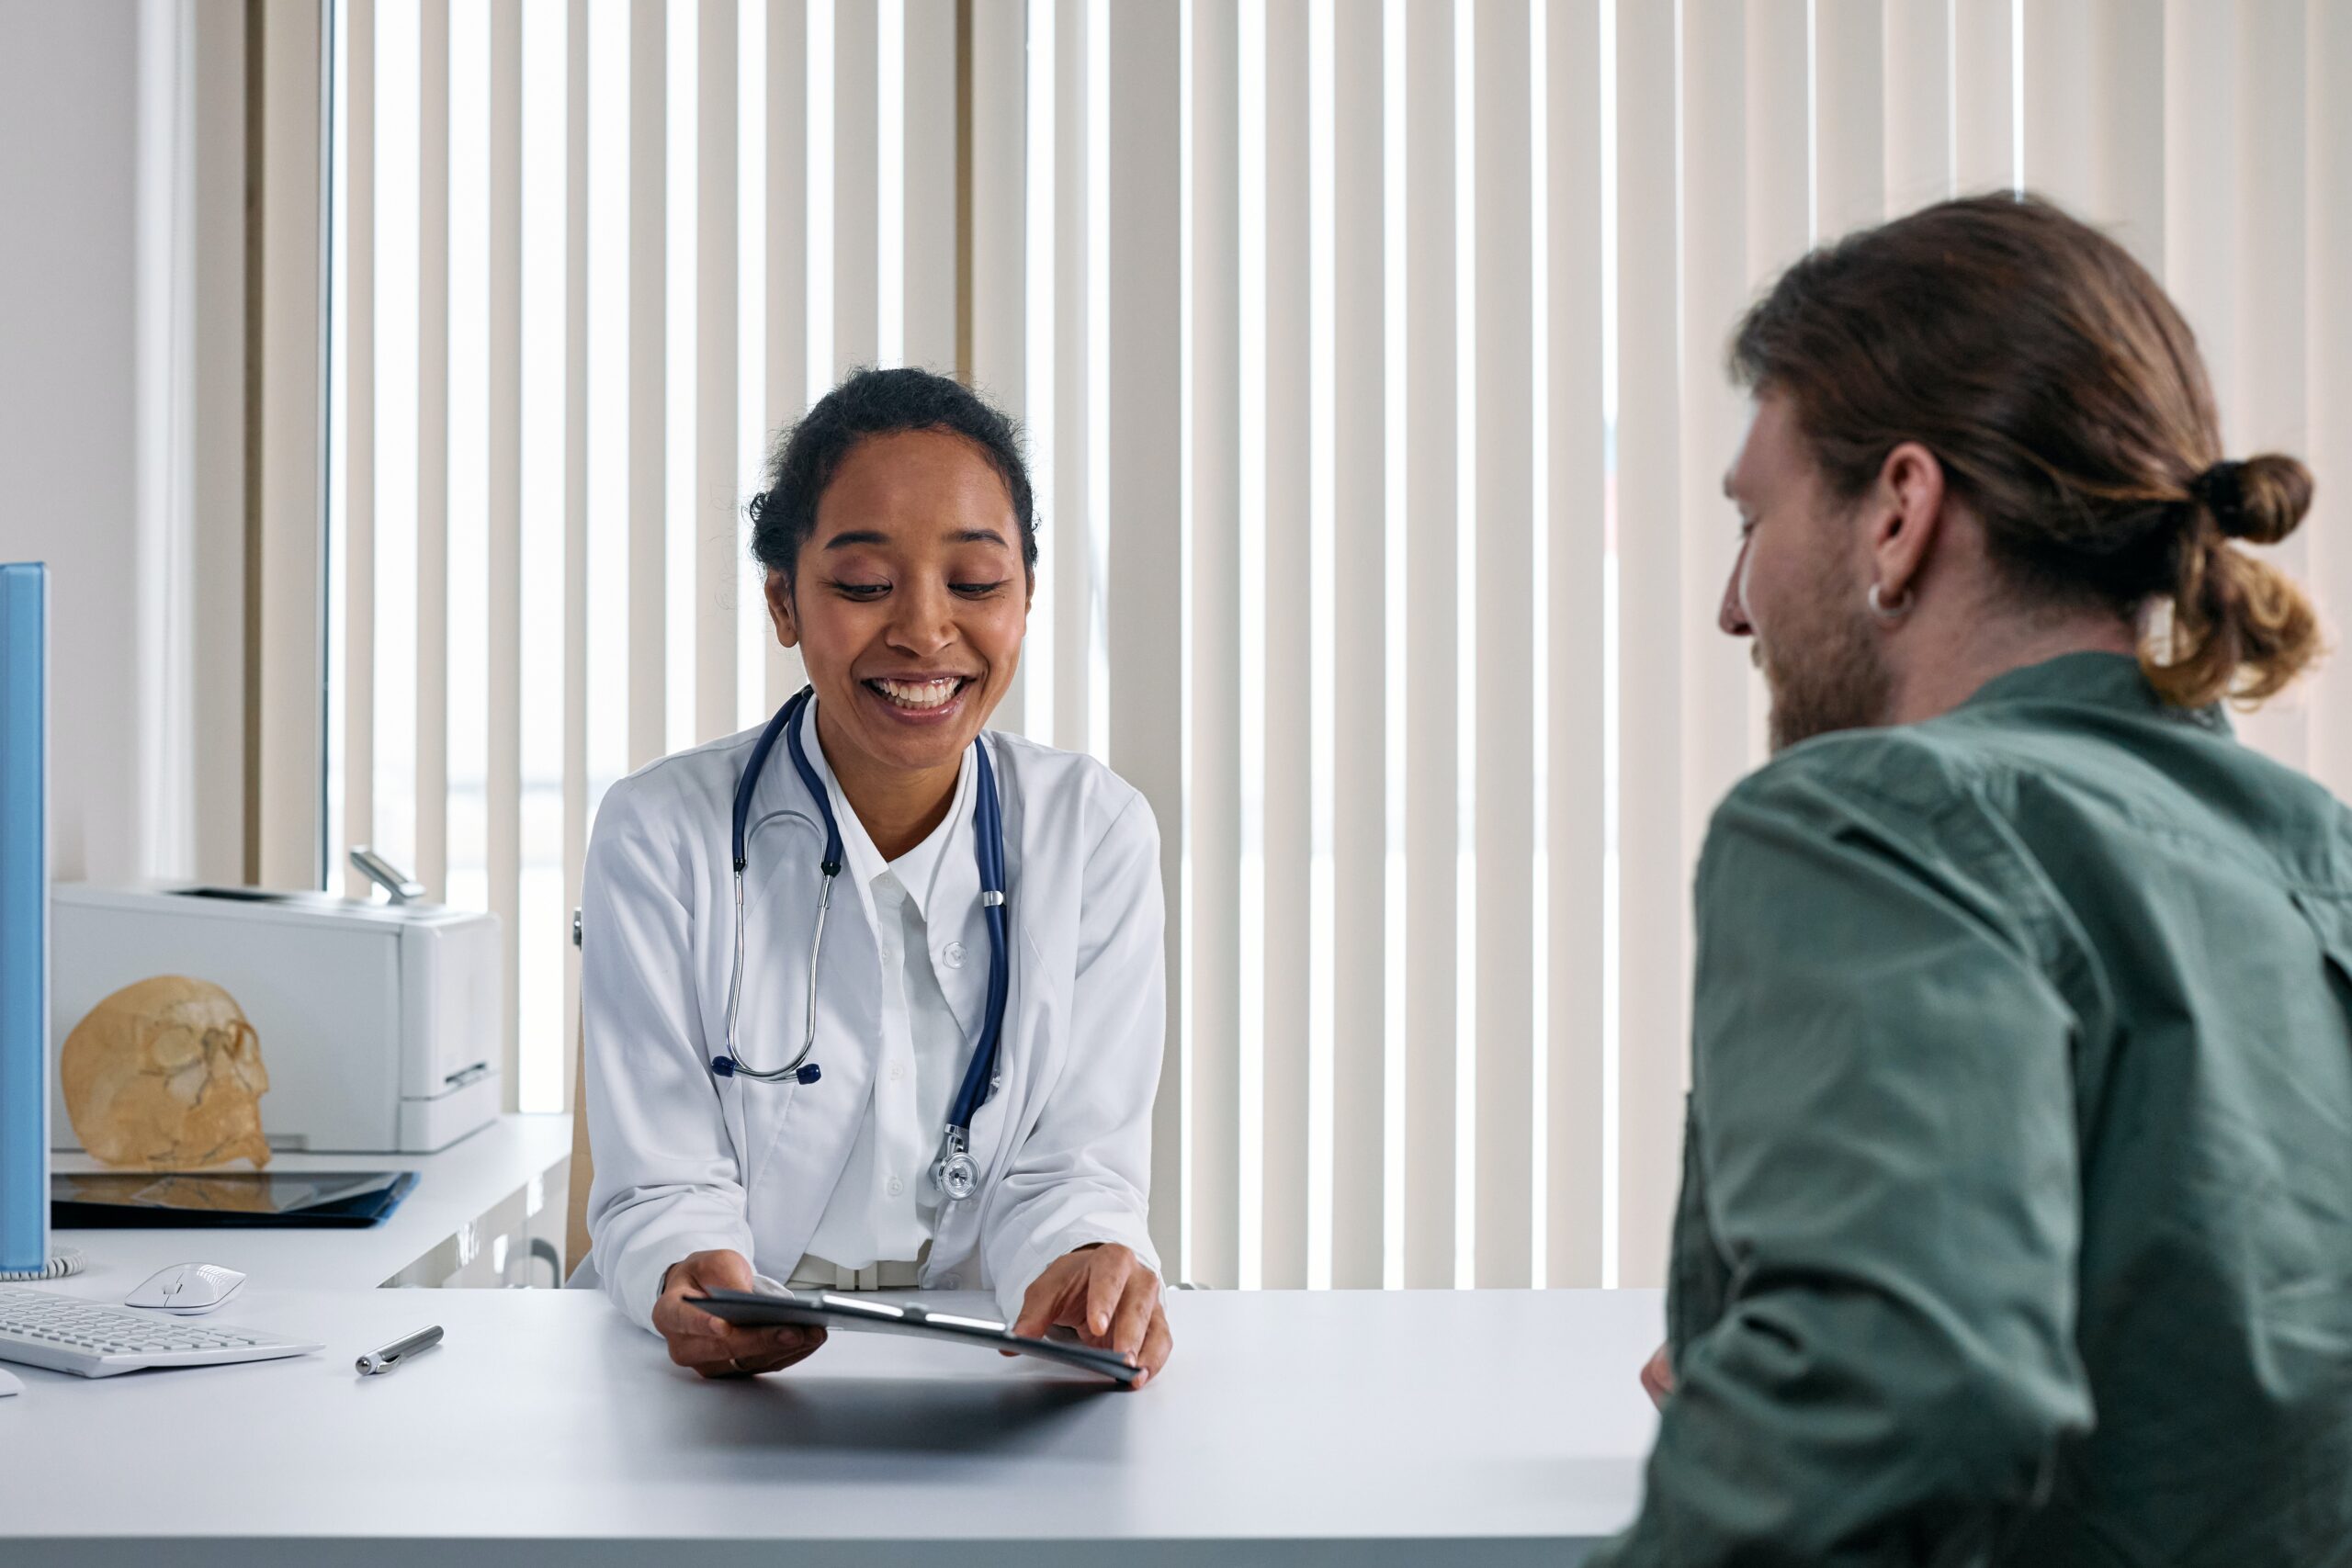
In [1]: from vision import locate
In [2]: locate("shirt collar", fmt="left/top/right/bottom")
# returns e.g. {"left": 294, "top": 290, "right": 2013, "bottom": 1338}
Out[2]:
{"left": 798, "top": 693, "right": 976, "bottom": 921}
{"left": 883, "top": 754, "right": 975, "bottom": 921}
{"left": 1957, "top": 650, "right": 2232, "bottom": 735}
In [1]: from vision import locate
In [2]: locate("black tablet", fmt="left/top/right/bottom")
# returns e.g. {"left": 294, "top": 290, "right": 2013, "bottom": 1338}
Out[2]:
{"left": 51, "top": 1169, "right": 420, "bottom": 1228}
{"left": 687, "top": 1286, "right": 1142, "bottom": 1386}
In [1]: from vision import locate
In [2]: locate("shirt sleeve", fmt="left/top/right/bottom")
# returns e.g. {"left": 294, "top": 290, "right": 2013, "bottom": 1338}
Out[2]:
{"left": 1592, "top": 756, "right": 2097, "bottom": 1566}
{"left": 981, "top": 790, "right": 1167, "bottom": 1322}
{"left": 580, "top": 776, "right": 755, "bottom": 1334}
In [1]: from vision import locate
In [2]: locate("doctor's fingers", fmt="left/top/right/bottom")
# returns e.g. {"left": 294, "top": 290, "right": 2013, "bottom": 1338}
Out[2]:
{"left": 710, "top": 1327, "right": 827, "bottom": 1378}
{"left": 653, "top": 1290, "right": 743, "bottom": 1344}
{"left": 1077, "top": 1245, "right": 1159, "bottom": 1339}
{"left": 1010, "top": 1263, "right": 1087, "bottom": 1340}
{"left": 1127, "top": 1308, "right": 1172, "bottom": 1389}
{"left": 673, "top": 1324, "right": 826, "bottom": 1378}
{"left": 1083, "top": 1258, "right": 1132, "bottom": 1341}
{"left": 1104, "top": 1269, "right": 1159, "bottom": 1357}
{"left": 1023, "top": 1253, "right": 1130, "bottom": 1342}
{"left": 653, "top": 1248, "right": 763, "bottom": 1340}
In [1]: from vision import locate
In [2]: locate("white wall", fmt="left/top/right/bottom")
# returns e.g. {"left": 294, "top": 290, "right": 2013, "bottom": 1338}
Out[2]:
{"left": 0, "top": 0, "right": 243, "bottom": 886}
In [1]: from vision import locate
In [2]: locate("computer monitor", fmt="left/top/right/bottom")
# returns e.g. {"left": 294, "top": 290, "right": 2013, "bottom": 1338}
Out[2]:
{"left": 0, "top": 562, "right": 48, "bottom": 1274}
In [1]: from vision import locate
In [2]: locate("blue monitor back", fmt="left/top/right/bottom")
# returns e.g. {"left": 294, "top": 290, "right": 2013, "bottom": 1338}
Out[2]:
{"left": 0, "top": 563, "right": 47, "bottom": 1273}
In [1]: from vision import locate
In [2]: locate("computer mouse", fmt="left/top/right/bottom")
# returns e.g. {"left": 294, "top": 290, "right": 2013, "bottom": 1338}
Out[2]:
{"left": 0, "top": 1365, "right": 21, "bottom": 1396}
{"left": 125, "top": 1262, "right": 246, "bottom": 1314}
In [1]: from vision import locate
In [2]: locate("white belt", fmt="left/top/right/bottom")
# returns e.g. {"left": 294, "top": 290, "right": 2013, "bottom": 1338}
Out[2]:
{"left": 787, "top": 1251, "right": 924, "bottom": 1292}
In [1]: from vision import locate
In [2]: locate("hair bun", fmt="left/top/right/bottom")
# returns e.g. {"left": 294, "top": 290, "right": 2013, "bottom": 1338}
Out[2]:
{"left": 2198, "top": 454, "right": 2313, "bottom": 546}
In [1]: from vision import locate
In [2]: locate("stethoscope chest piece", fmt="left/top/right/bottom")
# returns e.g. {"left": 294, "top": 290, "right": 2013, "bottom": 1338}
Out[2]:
{"left": 935, "top": 1145, "right": 981, "bottom": 1203}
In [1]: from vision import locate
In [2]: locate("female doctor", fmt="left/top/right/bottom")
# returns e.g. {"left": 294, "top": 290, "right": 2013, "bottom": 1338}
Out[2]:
{"left": 580, "top": 367, "right": 1171, "bottom": 1385}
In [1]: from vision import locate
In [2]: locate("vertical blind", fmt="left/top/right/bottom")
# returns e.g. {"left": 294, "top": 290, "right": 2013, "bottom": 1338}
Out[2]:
{"left": 318, "top": 0, "right": 2352, "bottom": 1292}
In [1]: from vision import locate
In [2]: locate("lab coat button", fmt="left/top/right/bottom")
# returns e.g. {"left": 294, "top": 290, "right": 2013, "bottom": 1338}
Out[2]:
{"left": 942, "top": 941, "right": 966, "bottom": 968}
{"left": 888, "top": 1177, "right": 905, "bottom": 1197}
{"left": 938, "top": 1275, "right": 959, "bottom": 1290}
{"left": 889, "top": 1062, "right": 905, "bottom": 1083}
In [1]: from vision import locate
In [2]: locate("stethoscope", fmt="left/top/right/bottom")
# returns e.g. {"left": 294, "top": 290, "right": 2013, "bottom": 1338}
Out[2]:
{"left": 713, "top": 685, "right": 1011, "bottom": 1204}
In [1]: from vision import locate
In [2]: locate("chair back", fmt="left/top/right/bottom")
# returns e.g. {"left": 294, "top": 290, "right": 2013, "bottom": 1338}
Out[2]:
{"left": 565, "top": 1010, "right": 594, "bottom": 1282}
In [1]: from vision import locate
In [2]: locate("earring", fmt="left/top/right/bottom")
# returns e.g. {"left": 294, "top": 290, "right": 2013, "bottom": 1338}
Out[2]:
{"left": 1868, "top": 582, "right": 1914, "bottom": 621}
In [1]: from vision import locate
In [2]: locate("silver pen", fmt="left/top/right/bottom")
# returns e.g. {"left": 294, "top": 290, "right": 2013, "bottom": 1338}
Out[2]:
{"left": 356, "top": 1324, "right": 445, "bottom": 1375}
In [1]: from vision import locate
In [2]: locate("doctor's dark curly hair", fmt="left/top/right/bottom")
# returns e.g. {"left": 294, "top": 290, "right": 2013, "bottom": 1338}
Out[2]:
{"left": 747, "top": 366, "right": 1039, "bottom": 590}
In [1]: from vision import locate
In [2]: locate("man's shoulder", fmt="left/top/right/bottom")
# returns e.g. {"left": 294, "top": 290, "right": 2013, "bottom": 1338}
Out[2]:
{"left": 1719, "top": 723, "right": 1994, "bottom": 830}
{"left": 1699, "top": 724, "right": 2054, "bottom": 926}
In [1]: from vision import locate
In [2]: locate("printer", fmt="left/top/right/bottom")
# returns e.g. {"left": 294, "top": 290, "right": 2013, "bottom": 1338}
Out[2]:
{"left": 49, "top": 883, "right": 501, "bottom": 1155}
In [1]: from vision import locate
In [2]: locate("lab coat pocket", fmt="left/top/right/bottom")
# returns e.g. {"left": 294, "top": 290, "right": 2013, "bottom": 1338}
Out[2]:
{"left": 715, "top": 1070, "right": 752, "bottom": 1172}
{"left": 722, "top": 1071, "right": 809, "bottom": 1198}
{"left": 740, "top": 1075, "right": 808, "bottom": 1200}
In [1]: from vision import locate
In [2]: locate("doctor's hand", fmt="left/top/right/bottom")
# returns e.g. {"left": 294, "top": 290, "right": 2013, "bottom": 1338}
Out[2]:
{"left": 1008, "top": 1243, "right": 1172, "bottom": 1388}
{"left": 652, "top": 1248, "right": 828, "bottom": 1379}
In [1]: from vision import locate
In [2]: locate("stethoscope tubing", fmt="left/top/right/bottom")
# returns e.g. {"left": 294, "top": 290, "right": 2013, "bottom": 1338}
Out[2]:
{"left": 714, "top": 686, "right": 1011, "bottom": 1198}
{"left": 941, "top": 736, "right": 1009, "bottom": 1135}
{"left": 719, "top": 833, "right": 832, "bottom": 1085}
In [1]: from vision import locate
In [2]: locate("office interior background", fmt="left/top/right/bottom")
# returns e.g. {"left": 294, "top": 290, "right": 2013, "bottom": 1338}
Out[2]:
{"left": 6, "top": 0, "right": 2349, "bottom": 1297}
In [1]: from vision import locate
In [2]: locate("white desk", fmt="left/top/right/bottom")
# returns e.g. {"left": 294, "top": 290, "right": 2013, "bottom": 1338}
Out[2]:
{"left": 48, "top": 1113, "right": 574, "bottom": 1292}
{"left": 0, "top": 1285, "right": 1661, "bottom": 1565}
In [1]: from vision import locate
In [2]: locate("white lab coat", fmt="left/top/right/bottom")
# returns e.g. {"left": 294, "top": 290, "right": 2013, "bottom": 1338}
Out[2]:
{"left": 579, "top": 715, "right": 1166, "bottom": 1332}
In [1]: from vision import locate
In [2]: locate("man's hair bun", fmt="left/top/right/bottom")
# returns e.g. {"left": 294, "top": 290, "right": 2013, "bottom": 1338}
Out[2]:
{"left": 2217, "top": 453, "right": 2315, "bottom": 547}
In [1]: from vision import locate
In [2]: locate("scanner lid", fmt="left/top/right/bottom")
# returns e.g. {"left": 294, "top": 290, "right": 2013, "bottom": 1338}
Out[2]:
{"left": 55, "top": 881, "right": 492, "bottom": 931}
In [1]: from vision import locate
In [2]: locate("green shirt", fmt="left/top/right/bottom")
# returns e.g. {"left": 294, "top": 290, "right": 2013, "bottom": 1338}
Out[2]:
{"left": 1593, "top": 652, "right": 2352, "bottom": 1567}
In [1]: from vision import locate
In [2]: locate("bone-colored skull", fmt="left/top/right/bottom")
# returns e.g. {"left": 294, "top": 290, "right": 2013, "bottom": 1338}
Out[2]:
{"left": 61, "top": 976, "right": 272, "bottom": 1170}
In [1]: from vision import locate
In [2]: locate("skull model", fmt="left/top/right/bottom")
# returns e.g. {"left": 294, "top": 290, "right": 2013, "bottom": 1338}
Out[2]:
{"left": 60, "top": 976, "right": 273, "bottom": 1169}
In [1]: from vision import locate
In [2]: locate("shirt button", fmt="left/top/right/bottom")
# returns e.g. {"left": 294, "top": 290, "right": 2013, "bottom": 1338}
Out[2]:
{"left": 889, "top": 1063, "right": 905, "bottom": 1083}
{"left": 888, "top": 1177, "right": 905, "bottom": 1198}
{"left": 942, "top": 941, "right": 966, "bottom": 968}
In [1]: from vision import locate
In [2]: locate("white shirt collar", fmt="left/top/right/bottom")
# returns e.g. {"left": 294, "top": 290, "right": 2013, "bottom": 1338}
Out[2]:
{"left": 799, "top": 692, "right": 975, "bottom": 923}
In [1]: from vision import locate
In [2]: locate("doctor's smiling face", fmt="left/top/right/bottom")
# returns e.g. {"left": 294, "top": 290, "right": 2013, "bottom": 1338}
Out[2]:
{"left": 752, "top": 368, "right": 1039, "bottom": 851}
{"left": 770, "top": 427, "right": 1029, "bottom": 774}
{"left": 752, "top": 370, "right": 1035, "bottom": 844}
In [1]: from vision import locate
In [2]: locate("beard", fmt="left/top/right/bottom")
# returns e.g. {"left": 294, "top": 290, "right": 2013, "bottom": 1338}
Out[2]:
{"left": 1757, "top": 563, "right": 1893, "bottom": 752}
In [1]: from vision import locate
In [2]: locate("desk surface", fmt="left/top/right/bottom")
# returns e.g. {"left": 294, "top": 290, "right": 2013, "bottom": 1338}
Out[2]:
{"left": 48, "top": 1113, "right": 572, "bottom": 1292}
{"left": 0, "top": 1284, "right": 1660, "bottom": 1567}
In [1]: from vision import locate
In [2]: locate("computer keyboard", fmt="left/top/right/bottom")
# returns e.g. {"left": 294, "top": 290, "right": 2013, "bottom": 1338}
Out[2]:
{"left": 0, "top": 1283, "right": 320, "bottom": 1378}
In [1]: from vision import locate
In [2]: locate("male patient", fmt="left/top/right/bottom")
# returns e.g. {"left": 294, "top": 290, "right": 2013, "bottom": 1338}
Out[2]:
{"left": 1592, "top": 195, "right": 2352, "bottom": 1565}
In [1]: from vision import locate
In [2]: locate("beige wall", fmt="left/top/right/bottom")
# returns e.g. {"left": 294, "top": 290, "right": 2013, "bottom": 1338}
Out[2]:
{"left": 0, "top": 0, "right": 144, "bottom": 886}
{"left": 0, "top": 0, "right": 246, "bottom": 887}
